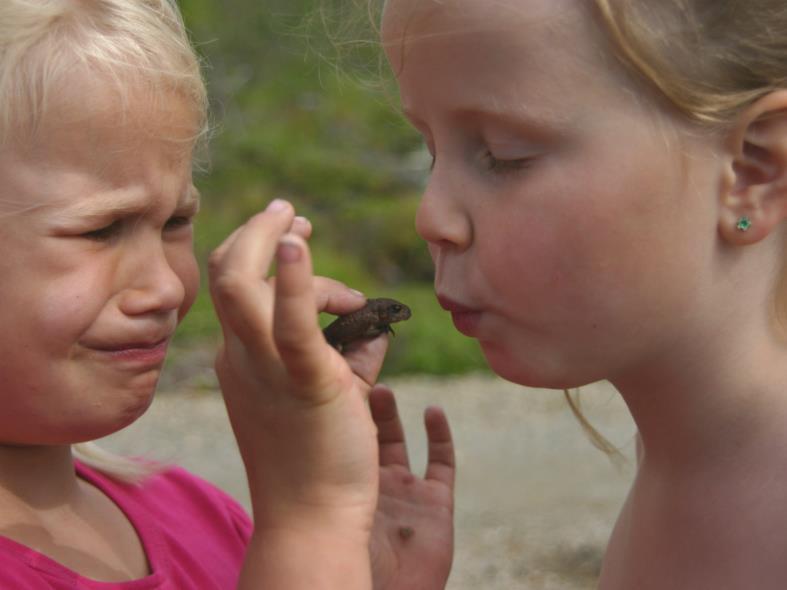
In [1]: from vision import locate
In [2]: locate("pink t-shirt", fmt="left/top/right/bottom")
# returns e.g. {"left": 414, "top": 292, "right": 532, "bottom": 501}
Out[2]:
{"left": 0, "top": 461, "right": 253, "bottom": 589}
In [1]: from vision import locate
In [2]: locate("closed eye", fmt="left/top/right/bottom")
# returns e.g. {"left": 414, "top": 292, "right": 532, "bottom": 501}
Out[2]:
{"left": 164, "top": 215, "right": 193, "bottom": 231}
{"left": 81, "top": 220, "right": 122, "bottom": 241}
{"left": 428, "top": 152, "right": 532, "bottom": 175}
{"left": 484, "top": 152, "right": 534, "bottom": 174}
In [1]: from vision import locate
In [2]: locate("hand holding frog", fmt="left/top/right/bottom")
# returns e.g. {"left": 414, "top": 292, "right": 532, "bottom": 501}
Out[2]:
{"left": 209, "top": 199, "right": 456, "bottom": 589}
{"left": 209, "top": 199, "right": 386, "bottom": 587}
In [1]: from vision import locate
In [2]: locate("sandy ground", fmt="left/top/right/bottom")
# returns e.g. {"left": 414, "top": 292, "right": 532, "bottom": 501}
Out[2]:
{"left": 101, "top": 347, "right": 638, "bottom": 589}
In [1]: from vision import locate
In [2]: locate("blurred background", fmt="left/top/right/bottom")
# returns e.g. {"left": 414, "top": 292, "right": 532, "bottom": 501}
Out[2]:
{"left": 173, "top": 0, "right": 488, "bottom": 376}
{"left": 103, "top": 2, "right": 639, "bottom": 588}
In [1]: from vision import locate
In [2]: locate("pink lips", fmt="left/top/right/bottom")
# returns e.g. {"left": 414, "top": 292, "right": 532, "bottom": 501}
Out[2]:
{"left": 98, "top": 339, "right": 170, "bottom": 367}
{"left": 437, "top": 295, "right": 482, "bottom": 337}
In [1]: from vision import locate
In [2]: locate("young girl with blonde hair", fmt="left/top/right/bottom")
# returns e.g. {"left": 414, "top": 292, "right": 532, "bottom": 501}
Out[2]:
{"left": 0, "top": 1, "right": 453, "bottom": 587}
{"left": 209, "top": 0, "right": 787, "bottom": 587}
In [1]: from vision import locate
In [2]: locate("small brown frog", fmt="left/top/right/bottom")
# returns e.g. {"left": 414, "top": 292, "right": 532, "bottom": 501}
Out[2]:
{"left": 322, "top": 298, "right": 411, "bottom": 350}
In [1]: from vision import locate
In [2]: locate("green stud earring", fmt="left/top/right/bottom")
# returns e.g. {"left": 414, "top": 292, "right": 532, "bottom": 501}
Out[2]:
{"left": 736, "top": 216, "right": 752, "bottom": 232}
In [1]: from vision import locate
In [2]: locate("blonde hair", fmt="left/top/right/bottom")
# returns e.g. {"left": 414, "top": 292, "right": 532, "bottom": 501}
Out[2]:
{"left": 592, "top": 0, "right": 787, "bottom": 128}
{"left": 0, "top": 0, "right": 207, "bottom": 483}
{"left": 72, "top": 441, "right": 163, "bottom": 484}
{"left": 0, "top": 0, "right": 208, "bottom": 146}
{"left": 591, "top": 0, "right": 787, "bottom": 325}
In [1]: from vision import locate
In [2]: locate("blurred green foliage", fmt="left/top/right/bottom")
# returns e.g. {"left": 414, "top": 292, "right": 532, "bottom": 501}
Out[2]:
{"left": 175, "top": 0, "right": 488, "bottom": 375}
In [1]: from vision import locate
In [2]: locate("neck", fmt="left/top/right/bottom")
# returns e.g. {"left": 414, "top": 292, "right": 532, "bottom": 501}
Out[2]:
{"left": 0, "top": 444, "right": 80, "bottom": 510}
{"left": 612, "top": 319, "right": 787, "bottom": 479}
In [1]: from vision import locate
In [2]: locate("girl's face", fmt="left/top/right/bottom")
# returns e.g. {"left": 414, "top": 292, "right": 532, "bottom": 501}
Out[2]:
{"left": 383, "top": 0, "right": 727, "bottom": 388}
{"left": 0, "top": 76, "right": 200, "bottom": 445}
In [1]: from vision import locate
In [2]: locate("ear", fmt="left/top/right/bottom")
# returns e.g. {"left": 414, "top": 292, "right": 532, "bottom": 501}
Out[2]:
{"left": 719, "top": 90, "right": 787, "bottom": 246}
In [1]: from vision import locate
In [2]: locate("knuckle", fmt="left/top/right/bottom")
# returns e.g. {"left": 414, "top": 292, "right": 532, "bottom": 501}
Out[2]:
{"left": 210, "top": 271, "right": 246, "bottom": 304}
{"left": 275, "top": 331, "right": 325, "bottom": 372}
{"left": 273, "top": 328, "right": 309, "bottom": 358}
{"left": 206, "top": 249, "right": 225, "bottom": 278}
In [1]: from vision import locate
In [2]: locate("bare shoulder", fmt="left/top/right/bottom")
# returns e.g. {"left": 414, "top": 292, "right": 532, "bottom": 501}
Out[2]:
{"left": 599, "top": 464, "right": 787, "bottom": 589}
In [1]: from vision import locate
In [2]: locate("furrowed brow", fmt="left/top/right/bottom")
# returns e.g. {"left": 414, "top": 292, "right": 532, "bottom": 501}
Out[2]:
{"left": 51, "top": 191, "right": 151, "bottom": 224}
{"left": 50, "top": 185, "right": 199, "bottom": 226}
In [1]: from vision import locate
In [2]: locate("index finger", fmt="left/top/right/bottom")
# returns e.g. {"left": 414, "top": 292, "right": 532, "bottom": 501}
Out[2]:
{"left": 208, "top": 200, "right": 296, "bottom": 350}
{"left": 221, "top": 199, "right": 296, "bottom": 280}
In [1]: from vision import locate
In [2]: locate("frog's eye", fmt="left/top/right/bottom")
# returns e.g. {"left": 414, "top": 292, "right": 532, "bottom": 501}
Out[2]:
{"left": 391, "top": 304, "right": 403, "bottom": 313}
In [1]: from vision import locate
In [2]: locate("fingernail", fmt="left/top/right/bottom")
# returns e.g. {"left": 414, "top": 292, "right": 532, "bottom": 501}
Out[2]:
{"left": 266, "top": 198, "right": 290, "bottom": 213}
{"left": 292, "top": 216, "right": 310, "bottom": 228}
{"left": 277, "top": 237, "right": 302, "bottom": 263}
{"left": 350, "top": 289, "right": 365, "bottom": 298}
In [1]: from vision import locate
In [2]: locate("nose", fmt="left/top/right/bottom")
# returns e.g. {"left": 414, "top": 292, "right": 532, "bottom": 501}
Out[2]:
{"left": 117, "top": 241, "right": 186, "bottom": 317}
{"left": 415, "top": 164, "right": 472, "bottom": 251}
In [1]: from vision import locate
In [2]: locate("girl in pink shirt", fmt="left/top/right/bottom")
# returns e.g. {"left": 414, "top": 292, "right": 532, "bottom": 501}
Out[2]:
{"left": 0, "top": 1, "right": 455, "bottom": 588}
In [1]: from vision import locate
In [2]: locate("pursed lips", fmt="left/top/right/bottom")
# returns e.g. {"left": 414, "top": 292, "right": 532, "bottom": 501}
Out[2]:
{"left": 436, "top": 294, "right": 483, "bottom": 337}
{"left": 436, "top": 294, "right": 478, "bottom": 314}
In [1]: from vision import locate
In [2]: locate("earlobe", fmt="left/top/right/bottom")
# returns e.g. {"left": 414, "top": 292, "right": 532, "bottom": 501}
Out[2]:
{"left": 719, "top": 90, "right": 787, "bottom": 246}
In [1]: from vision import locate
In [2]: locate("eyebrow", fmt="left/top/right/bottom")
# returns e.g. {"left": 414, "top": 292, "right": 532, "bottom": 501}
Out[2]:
{"left": 49, "top": 186, "right": 200, "bottom": 225}
{"left": 403, "top": 104, "right": 571, "bottom": 139}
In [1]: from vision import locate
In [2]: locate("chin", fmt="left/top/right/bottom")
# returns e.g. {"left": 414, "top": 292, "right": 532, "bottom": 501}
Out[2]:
{"left": 73, "top": 384, "right": 156, "bottom": 443}
{"left": 116, "top": 385, "right": 157, "bottom": 426}
{"left": 480, "top": 342, "right": 597, "bottom": 390}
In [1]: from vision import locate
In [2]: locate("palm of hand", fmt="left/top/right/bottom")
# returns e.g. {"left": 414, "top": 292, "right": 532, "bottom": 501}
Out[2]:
{"left": 368, "top": 386, "right": 455, "bottom": 590}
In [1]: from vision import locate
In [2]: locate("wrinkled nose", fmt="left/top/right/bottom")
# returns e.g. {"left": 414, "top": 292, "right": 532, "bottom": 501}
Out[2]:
{"left": 118, "top": 243, "right": 186, "bottom": 317}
